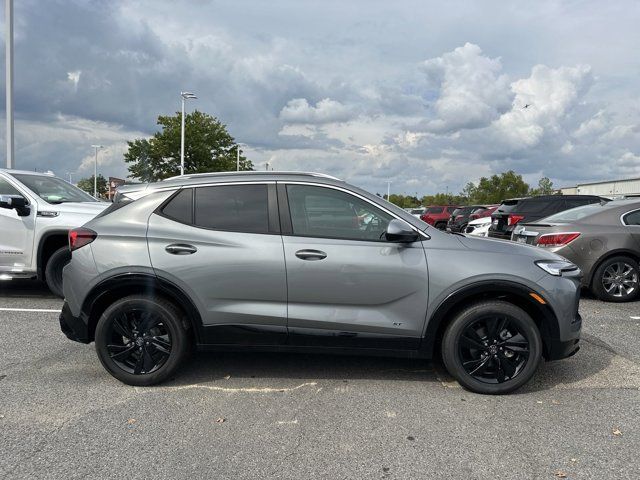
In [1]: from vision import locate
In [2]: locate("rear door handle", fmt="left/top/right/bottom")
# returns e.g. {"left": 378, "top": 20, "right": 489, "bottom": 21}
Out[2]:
{"left": 165, "top": 244, "right": 198, "bottom": 255}
{"left": 295, "top": 249, "right": 327, "bottom": 261}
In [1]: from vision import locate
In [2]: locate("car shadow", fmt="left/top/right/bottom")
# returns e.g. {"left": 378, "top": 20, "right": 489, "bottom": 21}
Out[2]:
{"left": 0, "top": 279, "right": 55, "bottom": 298}
{"left": 157, "top": 333, "right": 615, "bottom": 393}
{"left": 165, "top": 351, "right": 440, "bottom": 386}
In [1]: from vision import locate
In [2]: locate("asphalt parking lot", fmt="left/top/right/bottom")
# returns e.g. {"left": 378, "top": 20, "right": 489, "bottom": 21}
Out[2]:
{"left": 0, "top": 281, "right": 638, "bottom": 479}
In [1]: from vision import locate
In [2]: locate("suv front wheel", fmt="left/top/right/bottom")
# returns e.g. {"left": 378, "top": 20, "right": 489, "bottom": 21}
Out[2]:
{"left": 95, "top": 296, "right": 190, "bottom": 386}
{"left": 442, "top": 301, "right": 542, "bottom": 394}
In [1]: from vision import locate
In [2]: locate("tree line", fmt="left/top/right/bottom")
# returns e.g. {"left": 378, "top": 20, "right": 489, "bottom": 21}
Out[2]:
{"left": 382, "top": 172, "right": 555, "bottom": 209}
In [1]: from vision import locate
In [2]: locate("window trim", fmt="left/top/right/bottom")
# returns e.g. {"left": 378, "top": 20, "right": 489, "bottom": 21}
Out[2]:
{"left": 278, "top": 181, "right": 428, "bottom": 243}
{"left": 154, "top": 182, "right": 280, "bottom": 235}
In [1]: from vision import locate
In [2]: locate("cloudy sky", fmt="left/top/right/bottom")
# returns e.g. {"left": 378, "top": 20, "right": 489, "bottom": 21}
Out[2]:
{"left": 1, "top": 0, "right": 639, "bottom": 195}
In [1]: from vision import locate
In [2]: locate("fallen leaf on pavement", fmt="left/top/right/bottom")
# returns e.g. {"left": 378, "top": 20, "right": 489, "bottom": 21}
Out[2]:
{"left": 612, "top": 428, "right": 622, "bottom": 436}
{"left": 554, "top": 470, "right": 567, "bottom": 478}
{"left": 216, "top": 417, "right": 226, "bottom": 423}
{"left": 127, "top": 418, "right": 136, "bottom": 425}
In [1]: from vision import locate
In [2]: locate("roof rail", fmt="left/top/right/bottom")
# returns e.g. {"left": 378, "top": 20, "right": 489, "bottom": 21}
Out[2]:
{"left": 164, "top": 171, "right": 342, "bottom": 181}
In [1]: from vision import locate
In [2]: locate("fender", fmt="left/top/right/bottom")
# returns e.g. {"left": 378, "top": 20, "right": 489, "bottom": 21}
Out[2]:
{"left": 419, "top": 280, "right": 560, "bottom": 358}
{"left": 81, "top": 272, "right": 204, "bottom": 343}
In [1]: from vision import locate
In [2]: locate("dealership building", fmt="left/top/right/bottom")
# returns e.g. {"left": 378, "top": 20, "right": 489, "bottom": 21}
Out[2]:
{"left": 559, "top": 177, "right": 640, "bottom": 197}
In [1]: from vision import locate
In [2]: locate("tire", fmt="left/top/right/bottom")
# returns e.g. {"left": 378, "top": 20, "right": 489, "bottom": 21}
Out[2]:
{"left": 591, "top": 256, "right": 640, "bottom": 302}
{"left": 95, "top": 296, "right": 190, "bottom": 386}
{"left": 441, "top": 301, "right": 542, "bottom": 395}
{"left": 435, "top": 222, "right": 447, "bottom": 230}
{"left": 44, "top": 246, "right": 71, "bottom": 298}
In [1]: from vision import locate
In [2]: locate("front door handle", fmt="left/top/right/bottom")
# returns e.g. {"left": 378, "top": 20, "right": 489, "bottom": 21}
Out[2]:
{"left": 295, "top": 249, "right": 327, "bottom": 261}
{"left": 165, "top": 244, "right": 198, "bottom": 255}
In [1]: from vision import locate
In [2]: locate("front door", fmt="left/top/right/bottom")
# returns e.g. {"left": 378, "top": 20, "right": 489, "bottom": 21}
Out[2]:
{"left": 0, "top": 176, "right": 36, "bottom": 274}
{"left": 147, "top": 183, "right": 287, "bottom": 345}
{"left": 280, "top": 183, "right": 429, "bottom": 349}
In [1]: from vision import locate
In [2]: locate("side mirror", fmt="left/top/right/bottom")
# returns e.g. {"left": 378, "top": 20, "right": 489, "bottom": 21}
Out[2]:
{"left": 0, "top": 195, "right": 31, "bottom": 217}
{"left": 385, "top": 219, "right": 420, "bottom": 243}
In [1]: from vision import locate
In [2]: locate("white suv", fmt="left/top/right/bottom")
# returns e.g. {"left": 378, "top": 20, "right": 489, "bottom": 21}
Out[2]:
{"left": 0, "top": 169, "right": 107, "bottom": 296}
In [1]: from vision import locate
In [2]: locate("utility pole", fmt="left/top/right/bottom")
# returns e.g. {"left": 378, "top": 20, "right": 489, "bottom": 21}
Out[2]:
{"left": 180, "top": 91, "right": 197, "bottom": 176}
{"left": 237, "top": 144, "right": 240, "bottom": 171}
{"left": 91, "top": 145, "right": 103, "bottom": 198}
{"left": 5, "top": 0, "right": 14, "bottom": 168}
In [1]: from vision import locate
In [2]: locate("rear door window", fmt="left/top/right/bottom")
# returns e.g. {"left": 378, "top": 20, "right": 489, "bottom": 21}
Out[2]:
{"left": 623, "top": 210, "right": 640, "bottom": 226}
{"left": 194, "top": 184, "right": 269, "bottom": 234}
{"left": 161, "top": 188, "right": 193, "bottom": 224}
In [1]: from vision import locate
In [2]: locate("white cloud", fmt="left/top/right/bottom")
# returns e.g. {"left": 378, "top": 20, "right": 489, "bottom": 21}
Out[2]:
{"left": 279, "top": 98, "right": 354, "bottom": 124}
{"left": 421, "top": 43, "right": 512, "bottom": 133}
{"left": 491, "top": 64, "right": 593, "bottom": 149}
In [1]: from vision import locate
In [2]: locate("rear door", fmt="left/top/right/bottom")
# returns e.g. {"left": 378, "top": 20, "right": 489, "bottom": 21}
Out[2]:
{"left": 147, "top": 183, "right": 288, "bottom": 345}
{"left": 0, "top": 176, "right": 36, "bottom": 274}
{"left": 279, "top": 182, "right": 429, "bottom": 349}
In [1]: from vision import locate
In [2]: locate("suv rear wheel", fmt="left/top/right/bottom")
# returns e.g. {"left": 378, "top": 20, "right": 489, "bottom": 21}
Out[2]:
{"left": 591, "top": 256, "right": 640, "bottom": 302}
{"left": 435, "top": 222, "right": 447, "bottom": 230}
{"left": 441, "top": 301, "right": 542, "bottom": 394}
{"left": 95, "top": 295, "right": 190, "bottom": 386}
{"left": 44, "top": 246, "right": 71, "bottom": 298}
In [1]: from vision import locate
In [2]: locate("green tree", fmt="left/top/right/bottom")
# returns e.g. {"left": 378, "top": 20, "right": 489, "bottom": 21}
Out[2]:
{"left": 469, "top": 170, "right": 530, "bottom": 204}
{"left": 77, "top": 174, "right": 108, "bottom": 197}
{"left": 530, "top": 176, "right": 555, "bottom": 196}
{"left": 124, "top": 110, "right": 253, "bottom": 182}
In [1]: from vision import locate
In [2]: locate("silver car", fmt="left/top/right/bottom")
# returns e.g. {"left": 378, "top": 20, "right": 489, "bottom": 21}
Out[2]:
{"left": 60, "top": 172, "right": 582, "bottom": 394}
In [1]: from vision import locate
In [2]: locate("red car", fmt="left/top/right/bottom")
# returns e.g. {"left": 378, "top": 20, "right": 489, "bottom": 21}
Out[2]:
{"left": 420, "top": 205, "right": 459, "bottom": 230}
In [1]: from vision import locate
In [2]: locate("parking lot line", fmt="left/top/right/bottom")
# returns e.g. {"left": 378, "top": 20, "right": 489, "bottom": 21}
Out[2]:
{"left": 0, "top": 307, "right": 61, "bottom": 313}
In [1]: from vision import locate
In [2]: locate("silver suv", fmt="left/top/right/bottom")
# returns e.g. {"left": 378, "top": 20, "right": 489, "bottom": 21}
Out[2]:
{"left": 60, "top": 172, "right": 582, "bottom": 394}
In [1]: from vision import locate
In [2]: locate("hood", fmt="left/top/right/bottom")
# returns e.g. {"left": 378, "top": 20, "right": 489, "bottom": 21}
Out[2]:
{"left": 48, "top": 201, "right": 109, "bottom": 216}
{"left": 468, "top": 216, "right": 491, "bottom": 226}
{"left": 455, "top": 233, "right": 564, "bottom": 261}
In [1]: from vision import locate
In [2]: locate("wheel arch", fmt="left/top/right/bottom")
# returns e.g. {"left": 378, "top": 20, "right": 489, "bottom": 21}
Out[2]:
{"left": 37, "top": 230, "right": 70, "bottom": 280}
{"left": 586, "top": 249, "right": 640, "bottom": 287}
{"left": 81, "top": 273, "right": 203, "bottom": 344}
{"left": 420, "top": 281, "right": 560, "bottom": 360}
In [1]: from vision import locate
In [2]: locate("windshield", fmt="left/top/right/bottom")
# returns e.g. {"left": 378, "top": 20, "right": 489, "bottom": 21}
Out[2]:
{"left": 542, "top": 203, "right": 607, "bottom": 223}
{"left": 12, "top": 174, "right": 97, "bottom": 204}
{"left": 410, "top": 208, "right": 425, "bottom": 214}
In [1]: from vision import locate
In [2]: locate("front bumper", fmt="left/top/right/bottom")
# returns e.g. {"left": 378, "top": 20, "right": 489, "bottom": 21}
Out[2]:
{"left": 545, "top": 312, "right": 581, "bottom": 360}
{"left": 59, "top": 301, "right": 91, "bottom": 344}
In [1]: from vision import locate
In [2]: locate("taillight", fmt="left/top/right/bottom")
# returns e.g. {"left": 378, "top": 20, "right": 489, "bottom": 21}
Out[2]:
{"left": 469, "top": 214, "right": 479, "bottom": 220}
{"left": 536, "top": 232, "right": 581, "bottom": 248}
{"left": 455, "top": 215, "right": 463, "bottom": 221}
{"left": 69, "top": 227, "right": 97, "bottom": 251}
{"left": 508, "top": 214, "right": 525, "bottom": 226}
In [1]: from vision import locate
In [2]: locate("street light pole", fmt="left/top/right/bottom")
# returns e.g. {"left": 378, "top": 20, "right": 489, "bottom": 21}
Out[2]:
{"left": 180, "top": 91, "right": 197, "bottom": 176}
{"left": 386, "top": 181, "right": 391, "bottom": 200}
{"left": 237, "top": 144, "right": 240, "bottom": 171}
{"left": 91, "top": 145, "right": 103, "bottom": 198}
{"left": 5, "top": 0, "right": 14, "bottom": 169}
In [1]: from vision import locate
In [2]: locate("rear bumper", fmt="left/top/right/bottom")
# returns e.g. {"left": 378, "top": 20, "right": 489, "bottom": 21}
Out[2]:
{"left": 59, "top": 301, "right": 91, "bottom": 344}
{"left": 488, "top": 230, "right": 512, "bottom": 240}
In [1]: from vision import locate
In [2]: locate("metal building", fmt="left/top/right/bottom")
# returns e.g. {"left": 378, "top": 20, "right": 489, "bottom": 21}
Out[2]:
{"left": 559, "top": 177, "right": 640, "bottom": 197}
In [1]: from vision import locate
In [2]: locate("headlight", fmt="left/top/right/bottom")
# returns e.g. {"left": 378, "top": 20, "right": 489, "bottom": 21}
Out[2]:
{"left": 535, "top": 259, "right": 579, "bottom": 276}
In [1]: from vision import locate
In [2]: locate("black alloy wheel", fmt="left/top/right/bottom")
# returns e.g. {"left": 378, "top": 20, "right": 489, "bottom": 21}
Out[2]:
{"left": 95, "top": 296, "right": 190, "bottom": 386}
{"left": 105, "top": 309, "right": 172, "bottom": 375}
{"left": 458, "top": 315, "right": 529, "bottom": 384}
{"left": 442, "top": 300, "right": 542, "bottom": 394}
